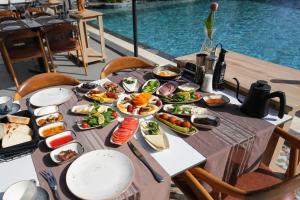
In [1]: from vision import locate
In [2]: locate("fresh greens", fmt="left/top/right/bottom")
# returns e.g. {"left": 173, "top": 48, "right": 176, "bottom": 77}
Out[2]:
{"left": 162, "top": 91, "right": 197, "bottom": 102}
{"left": 171, "top": 105, "right": 192, "bottom": 115}
{"left": 142, "top": 80, "right": 159, "bottom": 93}
{"left": 147, "top": 122, "right": 160, "bottom": 135}
{"left": 124, "top": 78, "right": 135, "bottom": 84}
{"left": 83, "top": 106, "right": 116, "bottom": 127}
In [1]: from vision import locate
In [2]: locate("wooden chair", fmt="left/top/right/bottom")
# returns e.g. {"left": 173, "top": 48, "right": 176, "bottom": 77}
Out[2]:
{"left": 41, "top": 23, "right": 87, "bottom": 74}
{"left": 173, "top": 127, "right": 300, "bottom": 200}
{"left": 14, "top": 72, "right": 80, "bottom": 101}
{"left": 0, "top": 10, "right": 17, "bottom": 22}
{"left": 100, "top": 56, "right": 154, "bottom": 79}
{"left": 0, "top": 30, "right": 50, "bottom": 87}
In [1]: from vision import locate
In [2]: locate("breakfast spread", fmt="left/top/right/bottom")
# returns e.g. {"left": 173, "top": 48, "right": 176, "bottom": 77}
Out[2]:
{"left": 0, "top": 122, "right": 33, "bottom": 148}
{"left": 141, "top": 79, "right": 160, "bottom": 94}
{"left": 117, "top": 93, "right": 162, "bottom": 116}
{"left": 36, "top": 112, "right": 63, "bottom": 126}
{"left": 101, "top": 81, "right": 124, "bottom": 93}
{"left": 122, "top": 77, "right": 139, "bottom": 93}
{"left": 39, "top": 122, "right": 66, "bottom": 138}
{"left": 157, "top": 81, "right": 178, "bottom": 96}
{"left": 161, "top": 91, "right": 202, "bottom": 104}
{"left": 85, "top": 90, "right": 118, "bottom": 103}
{"left": 140, "top": 121, "right": 169, "bottom": 151}
{"left": 111, "top": 117, "right": 139, "bottom": 145}
{"left": 163, "top": 104, "right": 207, "bottom": 116}
{"left": 155, "top": 113, "right": 197, "bottom": 135}
{"left": 57, "top": 149, "right": 78, "bottom": 162}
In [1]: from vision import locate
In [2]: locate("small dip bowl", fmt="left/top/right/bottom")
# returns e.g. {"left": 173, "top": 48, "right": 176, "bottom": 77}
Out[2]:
{"left": 34, "top": 105, "right": 58, "bottom": 117}
{"left": 178, "top": 82, "right": 200, "bottom": 92}
{"left": 202, "top": 94, "right": 230, "bottom": 107}
{"left": 35, "top": 112, "right": 63, "bottom": 127}
{"left": 191, "top": 114, "right": 220, "bottom": 130}
{"left": 38, "top": 121, "right": 66, "bottom": 138}
{"left": 45, "top": 130, "right": 76, "bottom": 149}
{"left": 50, "top": 142, "right": 84, "bottom": 164}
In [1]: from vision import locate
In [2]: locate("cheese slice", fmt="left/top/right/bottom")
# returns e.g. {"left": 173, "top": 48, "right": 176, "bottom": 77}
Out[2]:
{"left": 144, "top": 134, "right": 166, "bottom": 149}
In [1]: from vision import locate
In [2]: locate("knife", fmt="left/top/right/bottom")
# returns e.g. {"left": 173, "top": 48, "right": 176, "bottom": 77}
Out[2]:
{"left": 128, "top": 141, "right": 164, "bottom": 183}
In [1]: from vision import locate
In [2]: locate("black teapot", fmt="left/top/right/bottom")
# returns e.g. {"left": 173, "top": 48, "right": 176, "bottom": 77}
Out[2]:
{"left": 233, "top": 78, "right": 286, "bottom": 118}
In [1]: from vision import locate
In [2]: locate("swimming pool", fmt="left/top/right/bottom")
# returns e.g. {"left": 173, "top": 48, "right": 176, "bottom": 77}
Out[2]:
{"left": 92, "top": 0, "right": 300, "bottom": 70}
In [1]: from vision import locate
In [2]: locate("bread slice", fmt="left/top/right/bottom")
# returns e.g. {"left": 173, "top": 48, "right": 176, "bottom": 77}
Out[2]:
{"left": 7, "top": 115, "right": 30, "bottom": 125}
{"left": 0, "top": 123, "right": 7, "bottom": 140}
{"left": 2, "top": 132, "right": 32, "bottom": 148}
{"left": 1, "top": 123, "right": 33, "bottom": 148}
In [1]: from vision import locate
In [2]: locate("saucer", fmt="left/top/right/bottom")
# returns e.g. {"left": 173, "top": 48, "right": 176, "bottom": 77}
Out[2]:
{"left": 0, "top": 103, "right": 21, "bottom": 119}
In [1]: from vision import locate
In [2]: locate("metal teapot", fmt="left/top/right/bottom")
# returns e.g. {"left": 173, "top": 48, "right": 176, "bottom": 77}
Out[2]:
{"left": 233, "top": 78, "right": 286, "bottom": 118}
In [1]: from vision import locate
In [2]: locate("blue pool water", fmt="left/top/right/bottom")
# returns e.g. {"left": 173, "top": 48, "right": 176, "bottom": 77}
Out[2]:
{"left": 92, "top": 0, "right": 300, "bottom": 70}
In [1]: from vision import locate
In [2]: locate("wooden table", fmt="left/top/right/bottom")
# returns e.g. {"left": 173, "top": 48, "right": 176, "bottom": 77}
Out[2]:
{"left": 69, "top": 9, "right": 106, "bottom": 65}
{"left": 176, "top": 51, "right": 300, "bottom": 169}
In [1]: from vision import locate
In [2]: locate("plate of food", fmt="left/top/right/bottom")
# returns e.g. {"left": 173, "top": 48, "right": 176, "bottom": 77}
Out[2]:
{"left": 122, "top": 77, "right": 139, "bottom": 93}
{"left": 163, "top": 104, "right": 207, "bottom": 116}
{"left": 71, "top": 103, "right": 110, "bottom": 115}
{"left": 35, "top": 112, "right": 63, "bottom": 127}
{"left": 178, "top": 82, "right": 200, "bottom": 92}
{"left": 85, "top": 89, "right": 118, "bottom": 104}
{"left": 140, "top": 121, "right": 169, "bottom": 151}
{"left": 77, "top": 82, "right": 99, "bottom": 93}
{"left": 156, "top": 81, "right": 178, "bottom": 96}
{"left": 34, "top": 105, "right": 58, "bottom": 117}
{"left": 77, "top": 108, "right": 118, "bottom": 130}
{"left": 110, "top": 117, "right": 139, "bottom": 145}
{"left": 191, "top": 114, "right": 221, "bottom": 130}
{"left": 50, "top": 142, "right": 84, "bottom": 164}
{"left": 155, "top": 113, "right": 197, "bottom": 135}
{"left": 141, "top": 79, "right": 160, "bottom": 94}
{"left": 152, "top": 65, "right": 181, "bottom": 81}
{"left": 161, "top": 91, "right": 202, "bottom": 104}
{"left": 117, "top": 93, "right": 162, "bottom": 117}
{"left": 100, "top": 81, "right": 124, "bottom": 94}
{"left": 202, "top": 94, "right": 230, "bottom": 107}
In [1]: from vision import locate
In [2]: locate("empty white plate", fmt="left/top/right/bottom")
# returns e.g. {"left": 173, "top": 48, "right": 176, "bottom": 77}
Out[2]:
{"left": 66, "top": 149, "right": 134, "bottom": 200}
{"left": 30, "top": 88, "right": 72, "bottom": 107}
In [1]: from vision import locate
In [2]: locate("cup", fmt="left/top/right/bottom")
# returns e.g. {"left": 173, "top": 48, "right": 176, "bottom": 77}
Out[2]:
{"left": 0, "top": 96, "right": 13, "bottom": 114}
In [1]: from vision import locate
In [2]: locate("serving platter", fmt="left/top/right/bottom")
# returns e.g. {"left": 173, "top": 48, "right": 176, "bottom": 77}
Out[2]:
{"left": 155, "top": 113, "right": 198, "bottom": 136}
{"left": 156, "top": 81, "right": 178, "bottom": 96}
{"left": 140, "top": 121, "right": 169, "bottom": 151}
{"left": 30, "top": 88, "right": 72, "bottom": 107}
{"left": 163, "top": 104, "right": 207, "bottom": 117}
{"left": 66, "top": 149, "right": 134, "bottom": 200}
{"left": 85, "top": 89, "right": 118, "bottom": 104}
{"left": 110, "top": 117, "right": 139, "bottom": 145}
{"left": 141, "top": 79, "right": 160, "bottom": 94}
{"left": 161, "top": 91, "right": 202, "bottom": 104}
{"left": 100, "top": 81, "right": 125, "bottom": 94}
{"left": 117, "top": 93, "right": 162, "bottom": 117}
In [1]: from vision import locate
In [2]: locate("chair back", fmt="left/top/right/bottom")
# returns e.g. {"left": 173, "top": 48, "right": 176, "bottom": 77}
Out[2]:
{"left": 26, "top": 7, "right": 43, "bottom": 15}
{"left": 100, "top": 56, "right": 154, "bottom": 79}
{"left": 1, "top": 29, "right": 42, "bottom": 61}
{"left": 42, "top": 23, "right": 79, "bottom": 52}
{"left": 14, "top": 73, "right": 80, "bottom": 100}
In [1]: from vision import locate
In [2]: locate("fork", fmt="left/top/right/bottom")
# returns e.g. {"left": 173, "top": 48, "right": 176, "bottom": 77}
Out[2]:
{"left": 72, "top": 87, "right": 83, "bottom": 101}
{"left": 40, "top": 168, "right": 61, "bottom": 200}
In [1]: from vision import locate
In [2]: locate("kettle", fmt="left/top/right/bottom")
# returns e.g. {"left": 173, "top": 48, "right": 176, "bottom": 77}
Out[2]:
{"left": 233, "top": 78, "right": 286, "bottom": 118}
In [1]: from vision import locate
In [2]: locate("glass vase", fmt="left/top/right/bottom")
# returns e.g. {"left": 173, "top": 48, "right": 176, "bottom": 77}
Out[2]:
{"left": 199, "top": 27, "right": 216, "bottom": 55}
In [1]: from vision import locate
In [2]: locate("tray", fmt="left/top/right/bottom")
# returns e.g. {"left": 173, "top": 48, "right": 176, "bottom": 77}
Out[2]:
{"left": 0, "top": 110, "right": 39, "bottom": 162}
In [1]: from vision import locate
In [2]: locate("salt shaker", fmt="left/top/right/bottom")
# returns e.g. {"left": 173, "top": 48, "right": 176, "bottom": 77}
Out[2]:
{"left": 201, "top": 74, "right": 213, "bottom": 93}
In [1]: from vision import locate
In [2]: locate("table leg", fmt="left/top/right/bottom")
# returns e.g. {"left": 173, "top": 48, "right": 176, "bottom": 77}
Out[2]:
{"left": 83, "top": 21, "right": 89, "bottom": 48}
{"left": 97, "top": 15, "right": 106, "bottom": 59}
{"left": 78, "top": 19, "right": 88, "bottom": 65}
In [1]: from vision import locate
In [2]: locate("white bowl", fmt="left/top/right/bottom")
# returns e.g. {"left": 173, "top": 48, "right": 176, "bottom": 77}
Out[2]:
{"left": 3, "top": 180, "right": 37, "bottom": 200}
{"left": 45, "top": 130, "right": 76, "bottom": 149}
{"left": 50, "top": 142, "right": 84, "bottom": 164}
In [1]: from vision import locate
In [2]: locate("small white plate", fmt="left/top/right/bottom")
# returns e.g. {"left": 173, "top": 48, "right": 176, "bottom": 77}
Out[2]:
{"left": 34, "top": 105, "right": 58, "bottom": 117}
{"left": 30, "top": 88, "right": 72, "bottom": 107}
{"left": 45, "top": 130, "right": 76, "bottom": 149}
{"left": 66, "top": 149, "right": 134, "bottom": 200}
{"left": 50, "top": 142, "right": 84, "bottom": 164}
{"left": 178, "top": 82, "right": 200, "bottom": 92}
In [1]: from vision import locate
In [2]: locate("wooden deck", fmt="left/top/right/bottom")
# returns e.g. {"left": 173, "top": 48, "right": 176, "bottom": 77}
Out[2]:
{"left": 176, "top": 51, "right": 300, "bottom": 115}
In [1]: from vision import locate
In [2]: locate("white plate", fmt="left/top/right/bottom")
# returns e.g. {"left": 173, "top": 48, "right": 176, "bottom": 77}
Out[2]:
{"left": 30, "top": 88, "right": 72, "bottom": 107}
{"left": 66, "top": 149, "right": 134, "bottom": 200}
{"left": 2, "top": 25, "right": 21, "bottom": 31}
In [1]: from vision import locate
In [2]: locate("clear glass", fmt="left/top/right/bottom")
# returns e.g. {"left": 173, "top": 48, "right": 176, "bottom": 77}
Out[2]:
{"left": 199, "top": 27, "right": 216, "bottom": 55}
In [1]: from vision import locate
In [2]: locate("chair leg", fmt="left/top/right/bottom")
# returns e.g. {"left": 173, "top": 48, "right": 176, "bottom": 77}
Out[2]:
{"left": 6, "top": 60, "right": 19, "bottom": 87}
{"left": 37, "top": 32, "right": 50, "bottom": 73}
